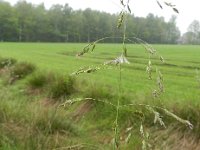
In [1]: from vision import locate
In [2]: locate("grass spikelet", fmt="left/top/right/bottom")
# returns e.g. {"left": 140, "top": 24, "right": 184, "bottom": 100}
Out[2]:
{"left": 162, "top": 108, "right": 193, "bottom": 129}
{"left": 146, "top": 106, "right": 166, "bottom": 128}
{"left": 120, "top": 0, "right": 125, "bottom": 7}
{"left": 140, "top": 123, "right": 152, "bottom": 150}
{"left": 146, "top": 60, "right": 152, "bottom": 80}
{"left": 104, "top": 55, "right": 130, "bottom": 65}
{"left": 117, "top": 11, "right": 125, "bottom": 28}
{"left": 71, "top": 66, "right": 100, "bottom": 76}
{"left": 77, "top": 42, "right": 96, "bottom": 56}
{"left": 160, "top": 56, "right": 164, "bottom": 63}
{"left": 157, "top": 70, "right": 164, "bottom": 93}
{"left": 123, "top": 44, "right": 128, "bottom": 57}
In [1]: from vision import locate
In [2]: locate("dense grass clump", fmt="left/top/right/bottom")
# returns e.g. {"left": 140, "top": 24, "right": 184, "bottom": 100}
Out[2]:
{"left": 27, "top": 72, "right": 76, "bottom": 100}
{"left": 9, "top": 62, "right": 36, "bottom": 83}
{"left": 0, "top": 90, "right": 80, "bottom": 150}
{"left": 11, "top": 62, "right": 36, "bottom": 78}
{"left": 48, "top": 75, "right": 76, "bottom": 99}
{"left": 28, "top": 74, "right": 47, "bottom": 89}
{"left": 34, "top": 108, "right": 79, "bottom": 135}
{"left": 83, "top": 82, "right": 113, "bottom": 100}
{"left": 0, "top": 57, "right": 17, "bottom": 69}
{"left": 27, "top": 72, "right": 49, "bottom": 89}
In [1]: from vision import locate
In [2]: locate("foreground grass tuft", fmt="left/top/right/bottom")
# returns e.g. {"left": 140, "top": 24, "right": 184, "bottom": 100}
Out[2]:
{"left": 0, "top": 57, "right": 17, "bottom": 69}
{"left": 48, "top": 75, "right": 76, "bottom": 99}
{"left": 0, "top": 86, "right": 80, "bottom": 149}
{"left": 83, "top": 82, "right": 113, "bottom": 100}
{"left": 26, "top": 72, "right": 76, "bottom": 100}
{"left": 27, "top": 71, "right": 50, "bottom": 89}
{"left": 8, "top": 62, "right": 36, "bottom": 84}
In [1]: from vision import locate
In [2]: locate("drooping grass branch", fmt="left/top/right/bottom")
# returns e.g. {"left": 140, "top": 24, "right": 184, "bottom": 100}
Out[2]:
{"left": 120, "top": 104, "right": 193, "bottom": 129}
{"left": 60, "top": 98, "right": 116, "bottom": 108}
{"left": 61, "top": 97, "right": 193, "bottom": 131}
{"left": 77, "top": 36, "right": 163, "bottom": 61}
{"left": 74, "top": 35, "right": 165, "bottom": 98}
{"left": 60, "top": 96, "right": 193, "bottom": 149}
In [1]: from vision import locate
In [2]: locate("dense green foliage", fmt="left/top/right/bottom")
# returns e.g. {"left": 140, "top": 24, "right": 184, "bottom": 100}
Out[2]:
{"left": 0, "top": 0, "right": 181, "bottom": 43}
{"left": 10, "top": 62, "right": 35, "bottom": 79}
{"left": 181, "top": 20, "right": 200, "bottom": 44}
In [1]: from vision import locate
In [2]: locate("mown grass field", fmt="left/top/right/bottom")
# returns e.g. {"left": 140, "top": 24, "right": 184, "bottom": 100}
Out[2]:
{"left": 0, "top": 43, "right": 200, "bottom": 104}
{"left": 0, "top": 43, "right": 200, "bottom": 149}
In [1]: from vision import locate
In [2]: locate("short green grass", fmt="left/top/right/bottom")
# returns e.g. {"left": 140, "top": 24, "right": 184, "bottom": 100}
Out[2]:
{"left": 0, "top": 43, "right": 200, "bottom": 149}
{"left": 0, "top": 43, "right": 199, "bottom": 104}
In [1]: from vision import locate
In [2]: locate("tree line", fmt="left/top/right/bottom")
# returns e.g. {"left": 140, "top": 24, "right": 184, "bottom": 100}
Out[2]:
{"left": 0, "top": 0, "right": 192, "bottom": 44}
{"left": 181, "top": 20, "right": 200, "bottom": 45}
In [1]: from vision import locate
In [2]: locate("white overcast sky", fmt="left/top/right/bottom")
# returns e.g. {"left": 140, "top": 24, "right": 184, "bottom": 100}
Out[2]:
{"left": 6, "top": 0, "right": 200, "bottom": 34}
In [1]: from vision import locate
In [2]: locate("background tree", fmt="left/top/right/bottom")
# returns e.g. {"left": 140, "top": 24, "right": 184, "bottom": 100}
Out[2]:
{"left": 187, "top": 20, "right": 200, "bottom": 44}
{"left": 0, "top": 1, "right": 18, "bottom": 41}
{"left": 166, "top": 15, "right": 181, "bottom": 44}
{"left": 181, "top": 20, "right": 200, "bottom": 44}
{"left": 15, "top": 1, "right": 35, "bottom": 41}
{"left": 0, "top": 0, "right": 184, "bottom": 44}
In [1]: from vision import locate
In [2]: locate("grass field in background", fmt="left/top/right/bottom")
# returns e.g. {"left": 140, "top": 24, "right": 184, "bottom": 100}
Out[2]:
{"left": 0, "top": 43, "right": 200, "bottom": 149}
{"left": 0, "top": 43, "right": 200, "bottom": 105}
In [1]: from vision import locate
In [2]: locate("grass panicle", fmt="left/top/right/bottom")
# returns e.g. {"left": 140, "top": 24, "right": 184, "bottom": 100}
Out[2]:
{"left": 67, "top": 1, "right": 191, "bottom": 149}
{"left": 0, "top": 1, "right": 194, "bottom": 149}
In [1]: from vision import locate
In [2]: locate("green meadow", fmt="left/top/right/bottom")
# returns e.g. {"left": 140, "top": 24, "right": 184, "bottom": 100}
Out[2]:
{"left": 0, "top": 43, "right": 200, "bottom": 149}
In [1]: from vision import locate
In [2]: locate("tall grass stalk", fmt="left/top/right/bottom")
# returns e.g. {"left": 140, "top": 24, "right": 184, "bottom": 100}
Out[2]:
{"left": 114, "top": 64, "right": 122, "bottom": 149}
{"left": 61, "top": 0, "right": 193, "bottom": 149}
